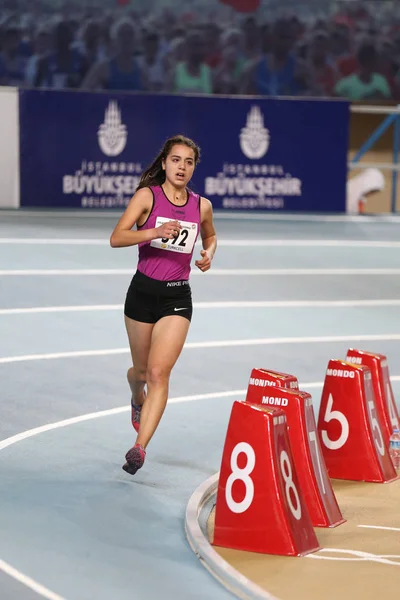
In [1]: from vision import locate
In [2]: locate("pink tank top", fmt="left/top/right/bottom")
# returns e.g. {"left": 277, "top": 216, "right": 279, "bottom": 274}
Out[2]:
{"left": 137, "top": 185, "right": 201, "bottom": 281}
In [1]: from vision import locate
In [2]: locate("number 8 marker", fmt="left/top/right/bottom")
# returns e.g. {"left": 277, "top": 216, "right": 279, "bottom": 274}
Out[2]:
{"left": 225, "top": 442, "right": 255, "bottom": 514}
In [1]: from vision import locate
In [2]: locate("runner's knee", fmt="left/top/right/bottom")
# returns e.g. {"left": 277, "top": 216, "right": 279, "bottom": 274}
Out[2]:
{"left": 127, "top": 366, "right": 147, "bottom": 384}
{"left": 146, "top": 365, "right": 170, "bottom": 386}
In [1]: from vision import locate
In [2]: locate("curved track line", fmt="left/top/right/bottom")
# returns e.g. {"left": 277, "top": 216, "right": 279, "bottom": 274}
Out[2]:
{"left": 0, "top": 390, "right": 245, "bottom": 451}
{"left": 0, "top": 381, "right": 330, "bottom": 451}
{"left": 0, "top": 560, "right": 65, "bottom": 600}
{"left": 185, "top": 473, "right": 277, "bottom": 600}
{"left": 2, "top": 334, "right": 400, "bottom": 365}
{"left": 0, "top": 389, "right": 246, "bottom": 599}
{"left": 2, "top": 378, "right": 399, "bottom": 597}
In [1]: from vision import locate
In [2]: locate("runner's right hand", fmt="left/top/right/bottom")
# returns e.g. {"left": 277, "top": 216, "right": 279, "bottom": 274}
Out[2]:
{"left": 155, "top": 220, "right": 182, "bottom": 240}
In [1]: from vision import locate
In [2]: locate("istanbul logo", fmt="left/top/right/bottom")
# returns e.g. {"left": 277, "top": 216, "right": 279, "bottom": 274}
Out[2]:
{"left": 240, "top": 105, "right": 270, "bottom": 160}
{"left": 98, "top": 101, "right": 127, "bottom": 157}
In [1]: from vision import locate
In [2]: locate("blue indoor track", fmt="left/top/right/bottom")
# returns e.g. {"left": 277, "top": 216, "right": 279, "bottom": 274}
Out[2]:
{"left": 1, "top": 210, "right": 400, "bottom": 600}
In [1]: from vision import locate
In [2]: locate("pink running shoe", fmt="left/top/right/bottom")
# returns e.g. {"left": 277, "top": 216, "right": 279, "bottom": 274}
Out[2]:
{"left": 131, "top": 403, "right": 142, "bottom": 433}
{"left": 131, "top": 389, "right": 146, "bottom": 432}
{"left": 122, "top": 443, "right": 146, "bottom": 476}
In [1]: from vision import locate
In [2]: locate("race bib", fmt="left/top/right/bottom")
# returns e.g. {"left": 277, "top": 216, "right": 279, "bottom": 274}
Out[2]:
{"left": 150, "top": 217, "right": 198, "bottom": 255}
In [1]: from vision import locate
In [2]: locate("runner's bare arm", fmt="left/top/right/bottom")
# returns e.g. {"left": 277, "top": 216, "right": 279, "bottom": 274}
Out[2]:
{"left": 195, "top": 197, "right": 217, "bottom": 272}
{"left": 110, "top": 188, "right": 180, "bottom": 248}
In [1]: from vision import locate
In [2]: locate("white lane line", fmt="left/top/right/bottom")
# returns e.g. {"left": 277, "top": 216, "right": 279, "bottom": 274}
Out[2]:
{"left": 0, "top": 378, "right": 398, "bottom": 597}
{"left": 0, "top": 390, "right": 245, "bottom": 451}
{"left": 214, "top": 240, "right": 400, "bottom": 248}
{"left": 0, "top": 380, "right": 341, "bottom": 451}
{"left": 0, "top": 269, "right": 131, "bottom": 276}
{"left": 0, "top": 238, "right": 110, "bottom": 245}
{"left": 2, "top": 238, "right": 400, "bottom": 248}
{"left": 0, "top": 369, "right": 395, "bottom": 600}
{"left": 214, "top": 213, "right": 400, "bottom": 224}
{"left": 0, "top": 305, "right": 125, "bottom": 315}
{"left": 0, "top": 381, "right": 328, "bottom": 450}
{"left": 0, "top": 559, "right": 65, "bottom": 600}
{"left": 0, "top": 388, "right": 244, "bottom": 600}
{"left": 0, "top": 210, "right": 119, "bottom": 218}
{"left": 2, "top": 209, "right": 400, "bottom": 222}
{"left": 2, "top": 298, "right": 400, "bottom": 316}
{"left": 2, "top": 268, "right": 400, "bottom": 276}
{"left": 358, "top": 525, "right": 400, "bottom": 533}
{"left": 2, "top": 336, "right": 400, "bottom": 365}
{"left": 307, "top": 548, "right": 400, "bottom": 566}
{"left": 0, "top": 348, "right": 129, "bottom": 364}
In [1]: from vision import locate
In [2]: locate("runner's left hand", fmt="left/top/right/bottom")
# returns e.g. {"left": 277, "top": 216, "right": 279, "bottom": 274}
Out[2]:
{"left": 195, "top": 250, "right": 212, "bottom": 272}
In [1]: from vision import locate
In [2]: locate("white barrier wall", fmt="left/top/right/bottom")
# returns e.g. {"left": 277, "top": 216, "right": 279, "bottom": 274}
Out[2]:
{"left": 0, "top": 87, "right": 19, "bottom": 209}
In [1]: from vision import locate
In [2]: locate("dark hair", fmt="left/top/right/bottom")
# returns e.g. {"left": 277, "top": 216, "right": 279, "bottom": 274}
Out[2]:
{"left": 137, "top": 135, "right": 201, "bottom": 190}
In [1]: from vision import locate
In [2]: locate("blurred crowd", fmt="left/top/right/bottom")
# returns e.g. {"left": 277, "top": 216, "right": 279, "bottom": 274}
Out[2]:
{"left": 1, "top": 0, "right": 400, "bottom": 102}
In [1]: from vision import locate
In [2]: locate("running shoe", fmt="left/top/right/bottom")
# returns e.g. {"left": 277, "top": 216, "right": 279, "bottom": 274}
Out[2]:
{"left": 131, "top": 402, "right": 142, "bottom": 432}
{"left": 131, "top": 388, "right": 146, "bottom": 432}
{"left": 122, "top": 443, "right": 146, "bottom": 475}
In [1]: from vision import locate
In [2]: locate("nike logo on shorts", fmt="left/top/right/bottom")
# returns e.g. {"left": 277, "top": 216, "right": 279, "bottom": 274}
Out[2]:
{"left": 174, "top": 307, "right": 188, "bottom": 312}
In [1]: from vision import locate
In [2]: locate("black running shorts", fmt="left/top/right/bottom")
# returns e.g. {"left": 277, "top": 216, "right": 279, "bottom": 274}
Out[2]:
{"left": 124, "top": 270, "right": 193, "bottom": 324}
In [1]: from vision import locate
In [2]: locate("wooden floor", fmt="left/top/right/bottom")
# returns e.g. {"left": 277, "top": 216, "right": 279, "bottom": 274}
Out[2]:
{"left": 208, "top": 477, "right": 400, "bottom": 600}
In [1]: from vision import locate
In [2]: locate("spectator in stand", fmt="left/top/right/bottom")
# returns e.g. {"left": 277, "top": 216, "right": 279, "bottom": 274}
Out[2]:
{"left": 203, "top": 23, "right": 222, "bottom": 70}
{"left": 334, "top": 43, "right": 391, "bottom": 101}
{"left": 169, "top": 29, "right": 212, "bottom": 94}
{"left": 2, "top": 0, "right": 400, "bottom": 103}
{"left": 290, "top": 15, "right": 306, "bottom": 44}
{"left": 74, "top": 19, "right": 106, "bottom": 78}
{"left": 17, "top": 15, "right": 34, "bottom": 58}
{"left": 298, "top": 30, "right": 337, "bottom": 97}
{"left": 213, "top": 28, "right": 246, "bottom": 95}
{"left": 136, "top": 30, "right": 165, "bottom": 92}
{"left": 97, "top": 17, "right": 113, "bottom": 59}
{"left": 394, "top": 34, "right": 400, "bottom": 68}
{"left": 331, "top": 23, "right": 358, "bottom": 78}
{"left": 163, "top": 35, "right": 186, "bottom": 75}
{"left": 81, "top": 17, "right": 145, "bottom": 91}
{"left": 240, "top": 19, "right": 299, "bottom": 96}
{"left": 241, "top": 16, "right": 261, "bottom": 61}
{"left": 24, "top": 25, "right": 51, "bottom": 87}
{"left": 0, "top": 24, "right": 28, "bottom": 86}
{"left": 377, "top": 38, "right": 400, "bottom": 101}
{"left": 33, "top": 20, "right": 86, "bottom": 88}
